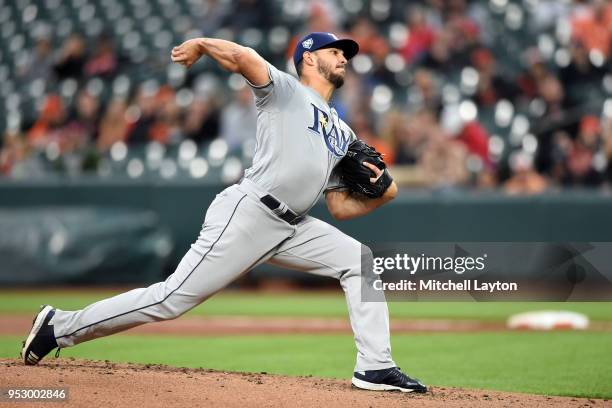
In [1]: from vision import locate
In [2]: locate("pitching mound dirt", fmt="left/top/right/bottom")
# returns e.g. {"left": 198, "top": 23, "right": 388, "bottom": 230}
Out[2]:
{"left": 0, "top": 359, "right": 607, "bottom": 407}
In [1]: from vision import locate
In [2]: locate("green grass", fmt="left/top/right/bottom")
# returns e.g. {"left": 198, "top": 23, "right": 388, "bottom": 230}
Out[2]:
{"left": 2, "top": 332, "right": 612, "bottom": 399}
{"left": 2, "top": 290, "right": 611, "bottom": 398}
{"left": 1, "top": 290, "right": 612, "bottom": 321}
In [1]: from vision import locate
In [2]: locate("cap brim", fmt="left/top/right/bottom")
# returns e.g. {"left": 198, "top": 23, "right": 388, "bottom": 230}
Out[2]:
{"left": 318, "top": 39, "right": 359, "bottom": 60}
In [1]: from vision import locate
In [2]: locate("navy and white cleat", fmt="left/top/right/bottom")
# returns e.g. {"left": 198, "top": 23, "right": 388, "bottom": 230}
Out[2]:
{"left": 21, "top": 305, "right": 59, "bottom": 365}
{"left": 352, "top": 367, "right": 428, "bottom": 393}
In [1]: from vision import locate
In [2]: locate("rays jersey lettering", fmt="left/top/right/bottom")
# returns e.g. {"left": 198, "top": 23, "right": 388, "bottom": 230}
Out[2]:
{"left": 307, "top": 104, "right": 350, "bottom": 158}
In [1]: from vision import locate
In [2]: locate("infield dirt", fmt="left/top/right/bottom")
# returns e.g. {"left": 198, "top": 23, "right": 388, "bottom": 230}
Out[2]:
{"left": 0, "top": 358, "right": 609, "bottom": 408}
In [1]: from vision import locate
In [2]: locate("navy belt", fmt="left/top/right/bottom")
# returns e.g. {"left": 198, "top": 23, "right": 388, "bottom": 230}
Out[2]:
{"left": 260, "top": 195, "right": 303, "bottom": 225}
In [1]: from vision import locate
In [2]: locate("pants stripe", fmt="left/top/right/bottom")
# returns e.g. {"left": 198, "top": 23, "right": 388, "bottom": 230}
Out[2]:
{"left": 56, "top": 194, "right": 248, "bottom": 340}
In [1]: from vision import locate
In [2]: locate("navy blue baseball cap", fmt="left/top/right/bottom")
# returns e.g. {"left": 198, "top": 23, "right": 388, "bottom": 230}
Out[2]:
{"left": 293, "top": 32, "right": 359, "bottom": 68}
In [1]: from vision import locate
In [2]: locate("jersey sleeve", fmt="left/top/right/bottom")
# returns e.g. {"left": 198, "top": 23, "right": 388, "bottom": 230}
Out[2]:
{"left": 244, "top": 62, "right": 297, "bottom": 110}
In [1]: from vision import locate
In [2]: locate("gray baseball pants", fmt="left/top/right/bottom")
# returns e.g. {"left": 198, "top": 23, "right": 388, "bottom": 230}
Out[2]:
{"left": 51, "top": 179, "right": 395, "bottom": 371}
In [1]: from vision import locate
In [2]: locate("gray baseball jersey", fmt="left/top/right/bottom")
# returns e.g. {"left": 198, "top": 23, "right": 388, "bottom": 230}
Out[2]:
{"left": 244, "top": 62, "right": 354, "bottom": 214}
{"left": 49, "top": 61, "right": 396, "bottom": 373}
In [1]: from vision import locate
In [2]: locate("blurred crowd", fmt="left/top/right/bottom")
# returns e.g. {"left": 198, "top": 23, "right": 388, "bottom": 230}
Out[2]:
{"left": 1, "top": 0, "right": 611, "bottom": 194}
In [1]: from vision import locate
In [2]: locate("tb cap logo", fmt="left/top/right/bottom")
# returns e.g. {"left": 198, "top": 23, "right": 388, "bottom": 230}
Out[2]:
{"left": 302, "top": 38, "right": 313, "bottom": 49}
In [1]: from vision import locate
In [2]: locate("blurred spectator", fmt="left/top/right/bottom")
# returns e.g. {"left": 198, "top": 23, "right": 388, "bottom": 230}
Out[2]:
{"left": 0, "top": 131, "right": 28, "bottom": 175}
{"left": 559, "top": 40, "right": 608, "bottom": 103}
{"left": 349, "top": 17, "right": 394, "bottom": 87}
{"left": 149, "top": 90, "right": 184, "bottom": 145}
{"left": 419, "top": 130, "right": 470, "bottom": 188}
{"left": 440, "top": 103, "right": 490, "bottom": 163}
{"left": 550, "top": 130, "right": 574, "bottom": 183}
{"left": 220, "top": 85, "right": 257, "bottom": 150}
{"left": 97, "top": 99, "right": 129, "bottom": 151}
{"left": 222, "top": 0, "right": 272, "bottom": 34}
{"left": 26, "top": 92, "right": 94, "bottom": 154}
{"left": 570, "top": 0, "right": 612, "bottom": 58}
{"left": 305, "top": 0, "right": 342, "bottom": 33}
{"left": 472, "top": 48, "right": 519, "bottom": 107}
{"left": 125, "top": 84, "right": 161, "bottom": 144}
{"left": 562, "top": 115, "right": 604, "bottom": 186}
{"left": 477, "top": 167, "right": 498, "bottom": 190}
{"left": 368, "top": 48, "right": 396, "bottom": 88}
{"left": 17, "top": 38, "right": 54, "bottom": 83}
{"left": 423, "top": 0, "right": 444, "bottom": 28}
{"left": 54, "top": 34, "right": 87, "bottom": 81}
{"left": 349, "top": 17, "right": 387, "bottom": 56}
{"left": 0, "top": 129, "right": 48, "bottom": 178}
{"left": 421, "top": 27, "right": 453, "bottom": 74}
{"left": 392, "top": 109, "right": 437, "bottom": 165}
{"left": 401, "top": 5, "right": 437, "bottom": 65}
{"left": 380, "top": 111, "right": 410, "bottom": 163}
{"left": 285, "top": 1, "right": 343, "bottom": 65}
{"left": 530, "top": 0, "right": 570, "bottom": 31}
{"left": 183, "top": 96, "right": 221, "bottom": 143}
{"left": 532, "top": 74, "right": 575, "bottom": 174}
{"left": 351, "top": 111, "right": 395, "bottom": 165}
{"left": 444, "top": 0, "right": 480, "bottom": 41}
{"left": 457, "top": 121, "right": 490, "bottom": 163}
{"left": 418, "top": 0, "right": 479, "bottom": 70}
{"left": 194, "top": 0, "right": 230, "bottom": 37}
{"left": 407, "top": 68, "right": 442, "bottom": 114}
{"left": 26, "top": 94, "right": 67, "bottom": 150}
{"left": 84, "top": 34, "right": 120, "bottom": 79}
{"left": 503, "top": 152, "right": 549, "bottom": 195}
{"left": 603, "top": 116, "right": 612, "bottom": 183}
{"left": 62, "top": 90, "right": 101, "bottom": 147}
{"left": 516, "top": 49, "right": 550, "bottom": 99}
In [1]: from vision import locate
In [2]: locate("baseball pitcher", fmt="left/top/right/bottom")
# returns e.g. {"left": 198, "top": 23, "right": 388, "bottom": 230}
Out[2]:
{"left": 21, "top": 32, "right": 427, "bottom": 393}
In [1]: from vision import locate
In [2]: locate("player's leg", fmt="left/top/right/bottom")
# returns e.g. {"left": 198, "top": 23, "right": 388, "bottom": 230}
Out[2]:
{"left": 268, "top": 216, "right": 427, "bottom": 392}
{"left": 269, "top": 217, "right": 393, "bottom": 370}
{"left": 22, "top": 185, "right": 294, "bottom": 363}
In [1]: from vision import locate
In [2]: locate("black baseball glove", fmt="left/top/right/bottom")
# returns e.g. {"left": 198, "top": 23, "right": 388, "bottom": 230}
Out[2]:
{"left": 337, "top": 140, "right": 393, "bottom": 198}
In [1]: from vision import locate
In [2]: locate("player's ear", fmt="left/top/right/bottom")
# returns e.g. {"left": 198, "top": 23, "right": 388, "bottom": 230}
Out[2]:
{"left": 303, "top": 51, "right": 315, "bottom": 68}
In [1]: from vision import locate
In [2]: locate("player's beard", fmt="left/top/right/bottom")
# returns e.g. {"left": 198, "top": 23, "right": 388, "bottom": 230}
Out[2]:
{"left": 317, "top": 59, "right": 345, "bottom": 89}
